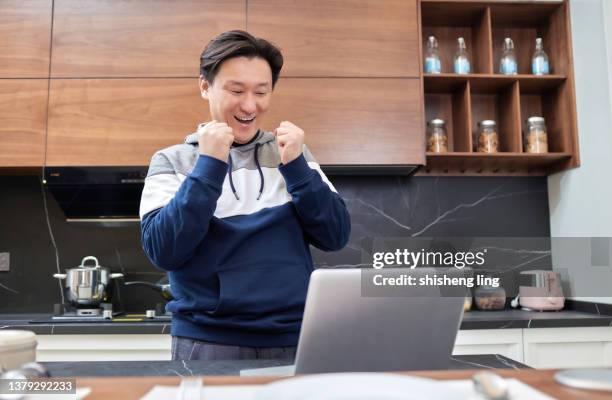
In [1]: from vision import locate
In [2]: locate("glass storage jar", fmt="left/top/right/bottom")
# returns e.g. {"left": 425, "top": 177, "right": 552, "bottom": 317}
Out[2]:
{"left": 427, "top": 119, "right": 448, "bottom": 153}
{"left": 477, "top": 120, "right": 499, "bottom": 153}
{"left": 524, "top": 116, "right": 548, "bottom": 153}
{"left": 474, "top": 284, "right": 506, "bottom": 311}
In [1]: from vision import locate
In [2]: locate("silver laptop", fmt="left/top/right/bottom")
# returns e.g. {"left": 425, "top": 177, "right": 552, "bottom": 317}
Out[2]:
{"left": 242, "top": 267, "right": 465, "bottom": 376}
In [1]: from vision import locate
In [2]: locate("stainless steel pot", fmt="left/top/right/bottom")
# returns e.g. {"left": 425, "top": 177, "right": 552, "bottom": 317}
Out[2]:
{"left": 53, "top": 256, "right": 124, "bottom": 306}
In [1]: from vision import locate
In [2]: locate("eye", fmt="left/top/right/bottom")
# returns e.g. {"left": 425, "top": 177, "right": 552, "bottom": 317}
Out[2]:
{"left": 231, "top": 90, "right": 243, "bottom": 94}
{"left": 256, "top": 92, "right": 267, "bottom": 96}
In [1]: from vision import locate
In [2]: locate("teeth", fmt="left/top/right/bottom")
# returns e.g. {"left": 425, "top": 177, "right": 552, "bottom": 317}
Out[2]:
{"left": 236, "top": 115, "right": 255, "bottom": 122}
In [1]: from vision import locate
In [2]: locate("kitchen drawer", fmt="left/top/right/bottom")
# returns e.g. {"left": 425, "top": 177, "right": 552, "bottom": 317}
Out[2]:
{"left": 453, "top": 329, "right": 524, "bottom": 363}
{"left": 35, "top": 334, "right": 171, "bottom": 362}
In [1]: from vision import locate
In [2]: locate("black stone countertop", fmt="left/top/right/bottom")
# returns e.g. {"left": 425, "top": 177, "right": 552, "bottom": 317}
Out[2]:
{"left": 0, "top": 313, "right": 171, "bottom": 335}
{"left": 2, "top": 304, "right": 612, "bottom": 334}
{"left": 461, "top": 308, "right": 612, "bottom": 329}
{"left": 43, "top": 354, "right": 528, "bottom": 377}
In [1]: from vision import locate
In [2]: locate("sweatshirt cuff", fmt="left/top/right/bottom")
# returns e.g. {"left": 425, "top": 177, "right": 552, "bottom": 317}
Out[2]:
{"left": 191, "top": 154, "right": 228, "bottom": 188}
{"left": 278, "top": 153, "right": 314, "bottom": 190}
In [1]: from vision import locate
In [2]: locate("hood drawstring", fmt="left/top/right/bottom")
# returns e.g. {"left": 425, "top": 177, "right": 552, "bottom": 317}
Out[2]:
{"left": 227, "top": 143, "right": 265, "bottom": 201}
{"left": 254, "top": 143, "right": 264, "bottom": 200}
{"left": 227, "top": 153, "right": 240, "bottom": 201}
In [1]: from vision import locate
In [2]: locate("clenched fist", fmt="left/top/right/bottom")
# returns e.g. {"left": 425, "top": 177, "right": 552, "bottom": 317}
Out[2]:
{"left": 198, "top": 121, "right": 235, "bottom": 163}
{"left": 274, "top": 121, "right": 304, "bottom": 165}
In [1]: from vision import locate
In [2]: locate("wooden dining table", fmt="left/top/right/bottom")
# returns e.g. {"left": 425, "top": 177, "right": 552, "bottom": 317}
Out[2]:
{"left": 75, "top": 368, "right": 610, "bottom": 399}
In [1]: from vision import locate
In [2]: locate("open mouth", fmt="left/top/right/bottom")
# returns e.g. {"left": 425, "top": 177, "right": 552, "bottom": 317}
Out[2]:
{"left": 234, "top": 115, "right": 256, "bottom": 125}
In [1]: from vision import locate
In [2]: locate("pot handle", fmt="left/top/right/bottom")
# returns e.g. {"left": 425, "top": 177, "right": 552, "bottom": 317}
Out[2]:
{"left": 80, "top": 256, "right": 100, "bottom": 268}
{"left": 110, "top": 273, "right": 124, "bottom": 279}
{"left": 53, "top": 273, "right": 67, "bottom": 279}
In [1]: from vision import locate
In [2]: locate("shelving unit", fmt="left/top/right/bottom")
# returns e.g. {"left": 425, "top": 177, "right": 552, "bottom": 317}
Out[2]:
{"left": 419, "top": 0, "right": 579, "bottom": 175}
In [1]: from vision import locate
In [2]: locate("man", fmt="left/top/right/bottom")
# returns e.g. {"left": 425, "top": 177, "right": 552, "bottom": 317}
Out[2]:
{"left": 139, "top": 30, "right": 351, "bottom": 360}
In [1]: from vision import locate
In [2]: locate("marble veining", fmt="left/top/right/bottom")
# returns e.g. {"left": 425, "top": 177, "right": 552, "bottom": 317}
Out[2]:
{"left": 449, "top": 356, "right": 494, "bottom": 370}
{"left": 409, "top": 185, "right": 504, "bottom": 237}
{"left": 0, "top": 282, "right": 19, "bottom": 294}
{"left": 181, "top": 360, "right": 194, "bottom": 376}
{"left": 494, "top": 354, "right": 520, "bottom": 370}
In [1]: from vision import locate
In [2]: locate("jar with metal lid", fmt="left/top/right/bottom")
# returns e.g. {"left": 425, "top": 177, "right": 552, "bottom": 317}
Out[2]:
{"left": 477, "top": 120, "right": 499, "bottom": 153}
{"left": 427, "top": 119, "right": 448, "bottom": 153}
{"left": 524, "top": 116, "right": 548, "bottom": 153}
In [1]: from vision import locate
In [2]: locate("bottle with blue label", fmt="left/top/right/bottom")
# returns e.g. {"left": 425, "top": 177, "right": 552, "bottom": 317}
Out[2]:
{"left": 454, "top": 37, "right": 471, "bottom": 74}
{"left": 424, "top": 36, "right": 442, "bottom": 74}
{"left": 532, "top": 37, "right": 550, "bottom": 75}
{"left": 499, "top": 38, "right": 518, "bottom": 75}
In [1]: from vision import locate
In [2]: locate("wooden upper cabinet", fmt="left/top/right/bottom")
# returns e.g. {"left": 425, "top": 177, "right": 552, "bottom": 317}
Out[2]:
{"left": 51, "top": 0, "right": 246, "bottom": 77}
{"left": 262, "top": 78, "right": 424, "bottom": 166}
{"left": 248, "top": 0, "right": 419, "bottom": 77}
{"left": 46, "top": 79, "right": 207, "bottom": 166}
{"left": 0, "top": 0, "right": 52, "bottom": 77}
{"left": 46, "top": 77, "right": 423, "bottom": 167}
{"left": 0, "top": 80, "right": 48, "bottom": 166}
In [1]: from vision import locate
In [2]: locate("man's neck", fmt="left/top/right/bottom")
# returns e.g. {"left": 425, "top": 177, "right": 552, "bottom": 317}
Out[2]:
{"left": 232, "top": 130, "right": 261, "bottom": 147}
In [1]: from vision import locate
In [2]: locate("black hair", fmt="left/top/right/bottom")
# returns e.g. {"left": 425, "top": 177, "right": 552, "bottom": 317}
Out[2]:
{"left": 200, "top": 30, "right": 283, "bottom": 88}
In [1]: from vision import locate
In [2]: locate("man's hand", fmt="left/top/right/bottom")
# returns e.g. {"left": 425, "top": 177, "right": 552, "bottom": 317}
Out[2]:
{"left": 275, "top": 121, "right": 304, "bottom": 165}
{"left": 198, "top": 121, "right": 235, "bottom": 163}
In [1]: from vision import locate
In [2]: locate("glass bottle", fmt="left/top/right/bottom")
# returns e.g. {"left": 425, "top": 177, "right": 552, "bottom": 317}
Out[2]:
{"left": 532, "top": 37, "right": 550, "bottom": 75}
{"left": 424, "top": 36, "right": 442, "bottom": 74}
{"left": 474, "top": 284, "right": 506, "bottom": 311}
{"left": 477, "top": 120, "right": 499, "bottom": 153}
{"left": 454, "top": 37, "right": 471, "bottom": 74}
{"left": 499, "top": 38, "right": 518, "bottom": 75}
{"left": 427, "top": 119, "right": 448, "bottom": 153}
{"left": 524, "top": 116, "right": 548, "bottom": 153}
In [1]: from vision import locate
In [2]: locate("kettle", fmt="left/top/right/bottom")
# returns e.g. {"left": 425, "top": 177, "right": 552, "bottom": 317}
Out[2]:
{"left": 518, "top": 270, "right": 564, "bottom": 311}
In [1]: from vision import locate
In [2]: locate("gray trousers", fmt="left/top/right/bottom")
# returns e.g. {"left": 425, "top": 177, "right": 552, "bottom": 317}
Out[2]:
{"left": 171, "top": 336, "right": 297, "bottom": 361}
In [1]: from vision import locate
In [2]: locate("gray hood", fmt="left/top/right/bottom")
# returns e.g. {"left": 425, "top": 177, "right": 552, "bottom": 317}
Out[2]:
{"left": 185, "top": 124, "right": 280, "bottom": 201}
{"left": 184, "top": 124, "right": 276, "bottom": 151}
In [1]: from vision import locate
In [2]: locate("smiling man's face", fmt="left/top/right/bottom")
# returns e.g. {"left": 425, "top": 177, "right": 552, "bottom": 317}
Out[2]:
{"left": 200, "top": 56, "right": 273, "bottom": 144}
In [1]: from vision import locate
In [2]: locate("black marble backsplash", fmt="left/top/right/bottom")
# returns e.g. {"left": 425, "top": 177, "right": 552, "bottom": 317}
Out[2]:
{"left": 0, "top": 175, "right": 551, "bottom": 313}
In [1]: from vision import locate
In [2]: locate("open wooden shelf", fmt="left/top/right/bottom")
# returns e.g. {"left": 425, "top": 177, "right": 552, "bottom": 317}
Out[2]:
{"left": 421, "top": 2, "right": 492, "bottom": 74}
{"left": 421, "top": 152, "right": 573, "bottom": 175}
{"left": 419, "top": 0, "right": 579, "bottom": 175}
{"left": 424, "top": 81, "right": 471, "bottom": 152}
{"left": 424, "top": 74, "right": 567, "bottom": 91}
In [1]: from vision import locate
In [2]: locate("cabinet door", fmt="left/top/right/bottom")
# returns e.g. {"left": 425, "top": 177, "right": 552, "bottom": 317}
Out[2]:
{"left": 46, "top": 79, "right": 205, "bottom": 166}
{"left": 249, "top": 0, "right": 419, "bottom": 77}
{"left": 51, "top": 0, "right": 246, "bottom": 77}
{"left": 261, "top": 78, "right": 424, "bottom": 166}
{"left": 0, "top": 0, "right": 52, "bottom": 78}
{"left": 0, "top": 80, "right": 48, "bottom": 167}
{"left": 47, "top": 77, "right": 424, "bottom": 167}
{"left": 524, "top": 327, "right": 612, "bottom": 369}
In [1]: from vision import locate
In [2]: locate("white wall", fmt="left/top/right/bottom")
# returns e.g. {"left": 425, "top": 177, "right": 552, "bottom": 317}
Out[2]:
{"left": 606, "top": 0, "right": 612, "bottom": 113}
{"left": 548, "top": 0, "right": 612, "bottom": 303}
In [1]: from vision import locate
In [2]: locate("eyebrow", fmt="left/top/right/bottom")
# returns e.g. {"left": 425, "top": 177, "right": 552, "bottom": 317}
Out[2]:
{"left": 224, "top": 80, "right": 270, "bottom": 88}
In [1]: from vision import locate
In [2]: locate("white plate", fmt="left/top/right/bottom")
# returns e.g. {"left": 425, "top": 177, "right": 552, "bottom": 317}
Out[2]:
{"left": 255, "top": 373, "right": 461, "bottom": 400}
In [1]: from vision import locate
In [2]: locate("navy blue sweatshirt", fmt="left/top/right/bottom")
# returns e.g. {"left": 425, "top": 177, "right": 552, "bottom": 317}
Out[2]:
{"left": 139, "top": 126, "right": 351, "bottom": 346}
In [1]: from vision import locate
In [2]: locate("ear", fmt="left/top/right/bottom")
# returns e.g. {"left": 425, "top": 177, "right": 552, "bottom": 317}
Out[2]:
{"left": 199, "top": 76, "right": 211, "bottom": 100}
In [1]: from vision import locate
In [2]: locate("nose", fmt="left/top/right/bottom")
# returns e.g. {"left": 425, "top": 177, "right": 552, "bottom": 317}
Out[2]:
{"left": 240, "top": 93, "right": 257, "bottom": 114}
